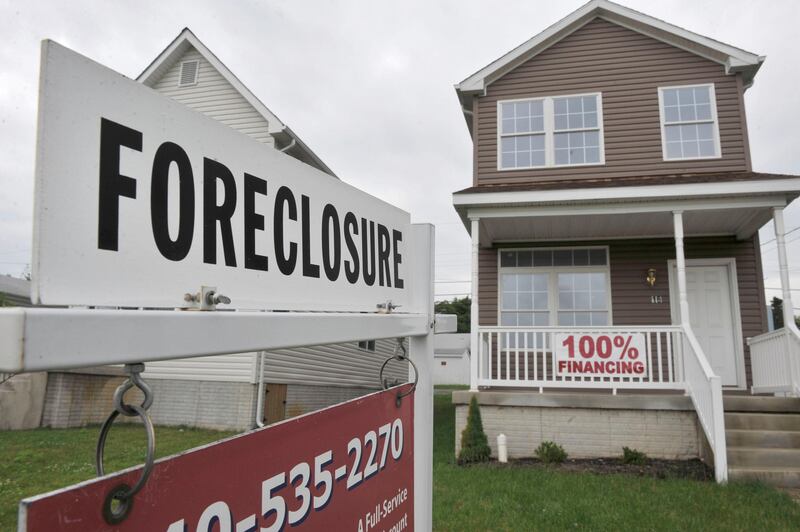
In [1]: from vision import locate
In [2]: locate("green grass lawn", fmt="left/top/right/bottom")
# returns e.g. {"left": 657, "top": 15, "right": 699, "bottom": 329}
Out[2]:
{"left": 433, "top": 393, "right": 800, "bottom": 531}
{"left": 2, "top": 395, "right": 799, "bottom": 531}
{"left": 0, "top": 424, "right": 235, "bottom": 530}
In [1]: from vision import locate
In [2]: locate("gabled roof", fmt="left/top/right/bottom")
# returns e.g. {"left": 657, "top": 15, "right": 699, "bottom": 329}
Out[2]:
{"left": 138, "top": 28, "right": 337, "bottom": 178}
{"left": 456, "top": 0, "right": 764, "bottom": 108}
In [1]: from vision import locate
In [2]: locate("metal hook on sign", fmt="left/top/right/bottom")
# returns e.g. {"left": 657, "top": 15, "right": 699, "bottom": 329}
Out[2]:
{"left": 95, "top": 363, "right": 156, "bottom": 524}
{"left": 379, "top": 338, "right": 418, "bottom": 407}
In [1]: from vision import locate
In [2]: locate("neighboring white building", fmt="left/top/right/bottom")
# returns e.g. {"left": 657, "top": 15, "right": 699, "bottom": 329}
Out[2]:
{"left": 39, "top": 29, "right": 406, "bottom": 431}
{"left": 433, "top": 334, "right": 470, "bottom": 386}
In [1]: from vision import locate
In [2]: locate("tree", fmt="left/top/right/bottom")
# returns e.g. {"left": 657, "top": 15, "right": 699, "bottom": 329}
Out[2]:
{"left": 458, "top": 396, "right": 491, "bottom": 464}
{"left": 434, "top": 296, "right": 471, "bottom": 333}
{"left": 772, "top": 297, "right": 784, "bottom": 329}
{"left": 770, "top": 297, "right": 800, "bottom": 329}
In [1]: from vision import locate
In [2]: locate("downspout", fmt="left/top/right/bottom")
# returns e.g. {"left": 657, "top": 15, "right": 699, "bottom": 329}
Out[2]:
{"left": 255, "top": 351, "right": 267, "bottom": 428}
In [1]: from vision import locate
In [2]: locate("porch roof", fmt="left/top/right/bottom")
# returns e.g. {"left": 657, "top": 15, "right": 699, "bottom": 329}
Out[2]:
{"left": 453, "top": 172, "right": 800, "bottom": 243}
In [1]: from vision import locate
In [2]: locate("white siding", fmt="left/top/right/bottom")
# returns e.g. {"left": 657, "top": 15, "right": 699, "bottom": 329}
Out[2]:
{"left": 143, "top": 353, "right": 257, "bottom": 383}
{"left": 151, "top": 48, "right": 274, "bottom": 146}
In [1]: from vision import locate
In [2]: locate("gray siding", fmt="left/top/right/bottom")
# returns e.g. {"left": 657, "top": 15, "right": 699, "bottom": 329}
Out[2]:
{"left": 144, "top": 339, "right": 408, "bottom": 388}
{"left": 260, "top": 339, "right": 408, "bottom": 387}
{"left": 151, "top": 48, "right": 273, "bottom": 145}
{"left": 474, "top": 18, "right": 750, "bottom": 186}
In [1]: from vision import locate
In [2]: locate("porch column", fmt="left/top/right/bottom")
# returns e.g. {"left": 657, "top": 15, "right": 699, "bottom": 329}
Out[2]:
{"left": 470, "top": 218, "right": 479, "bottom": 391}
{"left": 773, "top": 207, "right": 797, "bottom": 330}
{"left": 673, "top": 211, "right": 691, "bottom": 326}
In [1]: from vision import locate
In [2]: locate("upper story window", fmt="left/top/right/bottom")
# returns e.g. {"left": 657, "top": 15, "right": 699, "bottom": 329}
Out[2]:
{"left": 658, "top": 84, "right": 720, "bottom": 160}
{"left": 498, "top": 93, "right": 604, "bottom": 170}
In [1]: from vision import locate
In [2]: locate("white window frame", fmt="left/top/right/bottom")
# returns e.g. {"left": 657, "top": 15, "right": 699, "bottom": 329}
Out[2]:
{"left": 496, "top": 246, "right": 613, "bottom": 327}
{"left": 496, "top": 92, "right": 606, "bottom": 171}
{"left": 657, "top": 83, "right": 721, "bottom": 161}
{"left": 358, "top": 340, "right": 376, "bottom": 352}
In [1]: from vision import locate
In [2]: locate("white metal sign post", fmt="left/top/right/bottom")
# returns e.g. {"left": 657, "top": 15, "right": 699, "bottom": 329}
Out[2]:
{"left": 0, "top": 41, "right": 440, "bottom": 531}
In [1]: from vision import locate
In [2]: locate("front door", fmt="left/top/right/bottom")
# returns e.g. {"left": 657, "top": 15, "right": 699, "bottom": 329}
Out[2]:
{"left": 675, "top": 264, "right": 741, "bottom": 387}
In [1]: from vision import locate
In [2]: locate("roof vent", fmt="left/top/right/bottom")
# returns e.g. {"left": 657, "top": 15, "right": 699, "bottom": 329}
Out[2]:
{"left": 178, "top": 60, "right": 199, "bottom": 87}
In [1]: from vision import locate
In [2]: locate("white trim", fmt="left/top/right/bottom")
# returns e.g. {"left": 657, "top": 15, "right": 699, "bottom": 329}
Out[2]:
{"left": 456, "top": 0, "right": 763, "bottom": 94}
{"left": 657, "top": 83, "right": 721, "bottom": 161}
{"left": 465, "top": 196, "right": 787, "bottom": 219}
{"left": 496, "top": 92, "right": 605, "bottom": 171}
{"left": 496, "top": 246, "right": 613, "bottom": 328}
{"left": 137, "top": 28, "right": 337, "bottom": 178}
{"left": 139, "top": 29, "right": 286, "bottom": 134}
{"left": 453, "top": 179, "right": 800, "bottom": 208}
{"left": 667, "top": 258, "right": 747, "bottom": 389}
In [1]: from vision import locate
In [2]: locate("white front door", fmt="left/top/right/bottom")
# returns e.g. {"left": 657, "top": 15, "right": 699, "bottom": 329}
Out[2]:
{"left": 682, "top": 265, "right": 740, "bottom": 386}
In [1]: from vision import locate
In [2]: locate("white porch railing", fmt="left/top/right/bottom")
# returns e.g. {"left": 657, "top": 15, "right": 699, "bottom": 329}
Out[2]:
{"left": 476, "top": 326, "right": 684, "bottom": 391}
{"left": 749, "top": 327, "right": 800, "bottom": 396}
{"left": 475, "top": 324, "right": 728, "bottom": 482}
{"left": 680, "top": 325, "right": 727, "bottom": 483}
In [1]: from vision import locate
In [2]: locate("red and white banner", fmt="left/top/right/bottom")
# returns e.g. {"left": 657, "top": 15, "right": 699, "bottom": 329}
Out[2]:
{"left": 20, "top": 385, "right": 414, "bottom": 532}
{"left": 555, "top": 333, "right": 647, "bottom": 378}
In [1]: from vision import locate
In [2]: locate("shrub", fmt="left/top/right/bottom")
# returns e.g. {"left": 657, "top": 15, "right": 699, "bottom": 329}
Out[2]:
{"left": 458, "top": 396, "right": 491, "bottom": 464}
{"left": 535, "top": 441, "right": 567, "bottom": 464}
{"left": 622, "top": 446, "right": 648, "bottom": 465}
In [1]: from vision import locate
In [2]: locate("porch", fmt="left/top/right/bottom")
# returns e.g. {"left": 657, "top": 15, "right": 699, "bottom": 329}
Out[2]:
{"left": 453, "top": 174, "right": 800, "bottom": 482}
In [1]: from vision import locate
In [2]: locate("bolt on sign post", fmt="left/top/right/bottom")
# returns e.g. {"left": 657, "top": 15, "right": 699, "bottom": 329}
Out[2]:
{"left": 2, "top": 41, "right": 437, "bottom": 531}
{"left": 20, "top": 386, "right": 414, "bottom": 532}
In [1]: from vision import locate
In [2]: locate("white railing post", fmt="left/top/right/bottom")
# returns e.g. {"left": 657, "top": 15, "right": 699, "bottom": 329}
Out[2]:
{"left": 469, "top": 218, "right": 480, "bottom": 392}
{"left": 710, "top": 375, "right": 728, "bottom": 482}
{"left": 768, "top": 207, "right": 800, "bottom": 395}
{"left": 673, "top": 211, "right": 691, "bottom": 327}
{"left": 773, "top": 207, "right": 797, "bottom": 332}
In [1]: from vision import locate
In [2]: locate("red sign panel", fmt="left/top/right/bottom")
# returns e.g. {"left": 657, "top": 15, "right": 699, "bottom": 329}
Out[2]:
{"left": 20, "top": 385, "right": 414, "bottom": 531}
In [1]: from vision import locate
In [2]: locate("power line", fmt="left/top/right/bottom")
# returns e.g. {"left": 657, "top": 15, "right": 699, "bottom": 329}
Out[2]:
{"left": 761, "top": 226, "right": 800, "bottom": 247}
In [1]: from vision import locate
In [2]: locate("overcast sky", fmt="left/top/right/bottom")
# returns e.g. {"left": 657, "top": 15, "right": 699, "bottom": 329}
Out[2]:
{"left": 1, "top": 0, "right": 799, "bottom": 306}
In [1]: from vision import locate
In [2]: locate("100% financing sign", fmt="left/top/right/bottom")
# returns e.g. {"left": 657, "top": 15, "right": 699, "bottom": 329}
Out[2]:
{"left": 555, "top": 333, "right": 648, "bottom": 377}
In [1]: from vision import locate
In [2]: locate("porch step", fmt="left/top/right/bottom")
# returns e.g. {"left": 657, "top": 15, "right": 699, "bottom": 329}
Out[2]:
{"left": 725, "top": 412, "right": 800, "bottom": 431}
{"left": 727, "top": 447, "right": 800, "bottom": 468}
{"left": 726, "top": 429, "right": 800, "bottom": 449}
{"left": 724, "top": 396, "right": 800, "bottom": 413}
{"left": 728, "top": 466, "right": 800, "bottom": 488}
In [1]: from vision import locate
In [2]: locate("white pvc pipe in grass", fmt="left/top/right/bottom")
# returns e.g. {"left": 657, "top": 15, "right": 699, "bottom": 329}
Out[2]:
{"left": 497, "top": 433, "right": 508, "bottom": 463}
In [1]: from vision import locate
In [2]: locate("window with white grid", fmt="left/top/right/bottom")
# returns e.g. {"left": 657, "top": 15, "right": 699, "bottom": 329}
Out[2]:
{"left": 498, "top": 93, "right": 604, "bottom": 170}
{"left": 658, "top": 84, "right": 720, "bottom": 160}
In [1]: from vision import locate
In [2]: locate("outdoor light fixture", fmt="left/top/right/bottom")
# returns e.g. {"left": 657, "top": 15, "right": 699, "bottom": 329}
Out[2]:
{"left": 646, "top": 268, "right": 657, "bottom": 287}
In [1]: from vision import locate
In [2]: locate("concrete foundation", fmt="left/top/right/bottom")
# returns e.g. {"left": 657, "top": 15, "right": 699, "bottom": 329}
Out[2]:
{"left": 0, "top": 372, "right": 48, "bottom": 430}
{"left": 453, "top": 391, "right": 703, "bottom": 460}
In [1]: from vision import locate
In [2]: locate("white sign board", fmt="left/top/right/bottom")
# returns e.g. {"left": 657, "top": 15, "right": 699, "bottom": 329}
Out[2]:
{"left": 554, "top": 332, "right": 648, "bottom": 378}
{"left": 31, "top": 42, "right": 410, "bottom": 312}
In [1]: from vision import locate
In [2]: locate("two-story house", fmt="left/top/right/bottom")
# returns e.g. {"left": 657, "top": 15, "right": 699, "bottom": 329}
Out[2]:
{"left": 451, "top": 0, "right": 800, "bottom": 485}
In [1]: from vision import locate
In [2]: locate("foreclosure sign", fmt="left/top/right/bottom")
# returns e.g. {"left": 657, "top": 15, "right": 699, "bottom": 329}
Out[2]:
{"left": 554, "top": 332, "right": 648, "bottom": 378}
{"left": 20, "top": 386, "right": 413, "bottom": 531}
{"left": 32, "top": 42, "right": 410, "bottom": 311}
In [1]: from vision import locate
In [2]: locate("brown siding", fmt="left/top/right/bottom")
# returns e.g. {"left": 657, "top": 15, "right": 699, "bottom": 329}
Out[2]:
{"left": 476, "top": 18, "right": 749, "bottom": 185}
{"left": 478, "top": 236, "right": 767, "bottom": 387}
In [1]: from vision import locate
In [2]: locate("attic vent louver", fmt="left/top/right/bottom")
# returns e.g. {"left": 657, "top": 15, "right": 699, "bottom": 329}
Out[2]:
{"left": 178, "top": 60, "right": 199, "bottom": 87}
